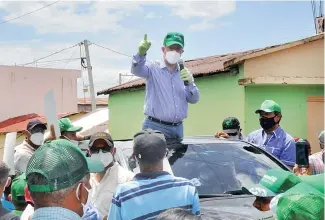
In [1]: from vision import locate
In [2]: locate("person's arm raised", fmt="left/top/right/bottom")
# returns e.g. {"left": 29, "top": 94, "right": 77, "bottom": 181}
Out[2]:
{"left": 131, "top": 34, "right": 152, "bottom": 78}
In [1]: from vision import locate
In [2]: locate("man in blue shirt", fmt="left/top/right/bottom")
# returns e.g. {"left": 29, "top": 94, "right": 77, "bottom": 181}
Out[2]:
{"left": 246, "top": 100, "right": 296, "bottom": 168}
{"left": 131, "top": 33, "right": 200, "bottom": 144}
{"left": 108, "top": 129, "right": 200, "bottom": 220}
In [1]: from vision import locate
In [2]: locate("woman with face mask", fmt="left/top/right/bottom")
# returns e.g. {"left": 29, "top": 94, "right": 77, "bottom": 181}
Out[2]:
{"left": 130, "top": 32, "right": 200, "bottom": 145}
{"left": 14, "top": 119, "right": 47, "bottom": 173}
{"left": 88, "top": 132, "right": 134, "bottom": 216}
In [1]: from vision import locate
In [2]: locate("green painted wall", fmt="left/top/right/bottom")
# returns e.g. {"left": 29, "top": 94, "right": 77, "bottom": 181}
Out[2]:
{"left": 109, "top": 89, "right": 145, "bottom": 139}
{"left": 245, "top": 85, "right": 324, "bottom": 138}
{"left": 108, "top": 65, "right": 246, "bottom": 139}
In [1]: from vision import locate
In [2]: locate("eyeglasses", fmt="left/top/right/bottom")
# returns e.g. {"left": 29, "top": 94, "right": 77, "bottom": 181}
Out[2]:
{"left": 89, "top": 145, "right": 112, "bottom": 154}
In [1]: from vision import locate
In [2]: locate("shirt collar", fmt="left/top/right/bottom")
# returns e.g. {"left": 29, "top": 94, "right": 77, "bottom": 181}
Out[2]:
{"left": 134, "top": 171, "right": 170, "bottom": 180}
{"left": 159, "top": 58, "right": 180, "bottom": 72}
{"left": 262, "top": 126, "right": 283, "bottom": 138}
{"left": 33, "top": 207, "right": 82, "bottom": 220}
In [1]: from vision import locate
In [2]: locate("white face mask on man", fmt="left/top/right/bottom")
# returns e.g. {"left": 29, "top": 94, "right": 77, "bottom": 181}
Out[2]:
{"left": 30, "top": 133, "right": 44, "bottom": 146}
{"left": 90, "top": 150, "right": 114, "bottom": 168}
{"left": 165, "top": 50, "right": 181, "bottom": 65}
{"left": 76, "top": 183, "right": 92, "bottom": 216}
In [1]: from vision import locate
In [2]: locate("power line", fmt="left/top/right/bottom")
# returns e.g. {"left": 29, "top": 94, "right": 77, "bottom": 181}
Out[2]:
{"left": 64, "top": 46, "right": 79, "bottom": 68}
{"left": 90, "top": 42, "right": 132, "bottom": 58}
{"left": 34, "top": 58, "right": 80, "bottom": 64}
{"left": 18, "top": 43, "right": 79, "bottom": 66}
{"left": 0, "top": 0, "right": 61, "bottom": 25}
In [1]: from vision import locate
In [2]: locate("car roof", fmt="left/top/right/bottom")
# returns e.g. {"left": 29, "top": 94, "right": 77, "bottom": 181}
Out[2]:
{"left": 114, "top": 135, "right": 245, "bottom": 144}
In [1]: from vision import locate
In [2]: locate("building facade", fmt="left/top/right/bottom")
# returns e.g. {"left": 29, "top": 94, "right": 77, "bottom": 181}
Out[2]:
{"left": 98, "top": 34, "right": 324, "bottom": 153}
{"left": 0, "top": 65, "right": 81, "bottom": 122}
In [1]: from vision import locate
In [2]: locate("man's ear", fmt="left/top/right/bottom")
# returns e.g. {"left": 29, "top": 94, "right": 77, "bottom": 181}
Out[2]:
{"left": 79, "top": 183, "right": 88, "bottom": 205}
{"left": 275, "top": 114, "right": 282, "bottom": 123}
{"left": 6, "top": 177, "right": 12, "bottom": 188}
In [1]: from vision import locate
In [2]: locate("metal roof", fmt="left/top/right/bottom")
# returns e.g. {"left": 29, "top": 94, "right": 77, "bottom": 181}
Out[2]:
{"left": 97, "top": 34, "right": 324, "bottom": 95}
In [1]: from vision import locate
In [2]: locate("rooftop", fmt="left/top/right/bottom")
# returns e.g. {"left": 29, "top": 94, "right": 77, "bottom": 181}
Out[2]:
{"left": 98, "top": 34, "right": 323, "bottom": 95}
{"left": 0, "top": 112, "right": 79, "bottom": 134}
{"left": 77, "top": 98, "right": 108, "bottom": 105}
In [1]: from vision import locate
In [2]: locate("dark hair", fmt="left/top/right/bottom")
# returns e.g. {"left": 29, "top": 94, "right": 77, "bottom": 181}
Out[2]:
{"left": 157, "top": 208, "right": 201, "bottom": 220}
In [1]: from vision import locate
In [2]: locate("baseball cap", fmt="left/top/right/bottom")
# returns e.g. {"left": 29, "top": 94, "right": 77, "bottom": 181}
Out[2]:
{"left": 255, "top": 100, "right": 281, "bottom": 114}
{"left": 89, "top": 132, "right": 114, "bottom": 148}
{"left": 133, "top": 129, "right": 167, "bottom": 163}
{"left": 275, "top": 183, "right": 324, "bottom": 220}
{"left": 318, "top": 130, "right": 324, "bottom": 145}
{"left": 26, "top": 119, "right": 47, "bottom": 132}
{"left": 59, "top": 118, "right": 82, "bottom": 133}
{"left": 11, "top": 174, "right": 27, "bottom": 205}
{"left": 242, "top": 169, "right": 301, "bottom": 197}
{"left": 163, "top": 32, "right": 184, "bottom": 48}
{"left": 26, "top": 139, "right": 104, "bottom": 193}
{"left": 222, "top": 117, "right": 240, "bottom": 134}
{"left": 299, "top": 173, "right": 324, "bottom": 194}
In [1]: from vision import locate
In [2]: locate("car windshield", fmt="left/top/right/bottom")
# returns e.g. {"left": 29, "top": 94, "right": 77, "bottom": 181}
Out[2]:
{"left": 168, "top": 142, "right": 285, "bottom": 195}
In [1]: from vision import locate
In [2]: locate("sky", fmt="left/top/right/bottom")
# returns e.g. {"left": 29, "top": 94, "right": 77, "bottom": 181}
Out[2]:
{"left": 0, "top": 0, "right": 321, "bottom": 98}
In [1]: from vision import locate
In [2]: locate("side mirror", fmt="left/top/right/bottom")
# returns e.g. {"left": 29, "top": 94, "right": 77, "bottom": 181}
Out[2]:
{"left": 128, "top": 157, "right": 137, "bottom": 171}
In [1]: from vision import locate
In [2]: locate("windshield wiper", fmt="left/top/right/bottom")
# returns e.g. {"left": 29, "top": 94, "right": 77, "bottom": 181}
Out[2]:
{"left": 199, "top": 194, "right": 232, "bottom": 198}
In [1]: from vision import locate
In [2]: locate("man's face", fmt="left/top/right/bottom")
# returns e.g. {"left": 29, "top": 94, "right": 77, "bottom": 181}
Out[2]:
{"left": 26, "top": 126, "right": 46, "bottom": 139}
{"left": 162, "top": 44, "right": 183, "bottom": 56}
{"left": 259, "top": 112, "right": 281, "bottom": 123}
{"left": 253, "top": 196, "right": 273, "bottom": 211}
{"left": 90, "top": 139, "right": 113, "bottom": 154}
{"left": 63, "top": 132, "right": 78, "bottom": 141}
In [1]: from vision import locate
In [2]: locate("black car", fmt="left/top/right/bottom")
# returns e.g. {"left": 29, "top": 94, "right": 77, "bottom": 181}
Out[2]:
{"left": 110, "top": 136, "right": 289, "bottom": 219}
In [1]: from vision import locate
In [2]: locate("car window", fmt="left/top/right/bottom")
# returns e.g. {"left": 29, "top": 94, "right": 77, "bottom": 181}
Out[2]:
{"left": 168, "top": 143, "right": 284, "bottom": 195}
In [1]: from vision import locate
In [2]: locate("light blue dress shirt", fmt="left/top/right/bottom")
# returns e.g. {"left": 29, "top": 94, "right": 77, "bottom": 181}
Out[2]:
{"left": 246, "top": 127, "right": 296, "bottom": 167}
{"left": 32, "top": 207, "right": 83, "bottom": 220}
{"left": 131, "top": 54, "right": 200, "bottom": 123}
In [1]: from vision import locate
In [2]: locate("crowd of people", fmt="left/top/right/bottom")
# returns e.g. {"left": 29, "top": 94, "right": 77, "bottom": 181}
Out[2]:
{"left": 0, "top": 32, "right": 323, "bottom": 219}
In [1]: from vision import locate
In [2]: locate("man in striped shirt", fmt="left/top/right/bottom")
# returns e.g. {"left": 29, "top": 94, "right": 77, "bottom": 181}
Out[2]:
{"left": 108, "top": 129, "right": 200, "bottom": 220}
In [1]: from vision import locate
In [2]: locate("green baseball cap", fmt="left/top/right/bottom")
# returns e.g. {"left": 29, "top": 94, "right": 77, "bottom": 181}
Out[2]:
{"left": 26, "top": 139, "right": 104, "bottom": 193}
{"left": 163, "top": 32, "right": 184, "bottom": 48}
{"left": 11, "top": 174, "right": 27, "bottom": 205}
{"left": 255, "top": 100, "right": 281, "bottom": 114}
{"left": 59, "top": 118, "right": 82, "bottom": 133}
{"left": 275, "top": 183, "right": 324, "bottom": 220}
{"left": 299, "top": 173, "right": 324, "bottom": 194}
{"left": 242, "top": 169, "right": 301, "bottom": 197}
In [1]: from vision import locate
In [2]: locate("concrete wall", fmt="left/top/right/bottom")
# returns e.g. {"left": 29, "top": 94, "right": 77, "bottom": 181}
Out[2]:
{"left": 244, "top": 39, "right": 324, "bottom": 78}
{"left": 108, "top": 66, "right": 246, "bottom": 139}
{"left": 245, "top": 85, "right": 324, "bottom": 138}
{"left": 0, "top": 65, "right": 81, "bottom": 121}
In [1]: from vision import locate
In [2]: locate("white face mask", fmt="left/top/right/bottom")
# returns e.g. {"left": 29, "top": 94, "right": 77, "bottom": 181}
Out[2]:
{"left": 30, "top": 133, "right": 44, "bottom": 146}
{"left": 165, "top": 50, "right": 181, "bottom": 65}
{"left": 90, "top": 151, "right": 113, "bottom": 168}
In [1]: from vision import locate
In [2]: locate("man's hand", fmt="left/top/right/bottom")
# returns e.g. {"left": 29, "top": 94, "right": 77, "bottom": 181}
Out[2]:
{"left": 138, "top": 34, "right": 151, "bottom": 56}
{"left": 46, "top": 124, "right": 57, "bottom": 141}
{"left": 180, "top": 68, "right": 194, "bottom": 84}
{"left": 293, "top": 164, "right": 313, "bottom": 176}
{"left": 215, "top": 132, "right": 229, "bottom": 139}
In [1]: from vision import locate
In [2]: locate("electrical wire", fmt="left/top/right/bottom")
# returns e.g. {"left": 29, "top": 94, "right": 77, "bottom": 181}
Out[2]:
{"left": 0, "top": 0, "right": 61, "bottom": 25}
{"left": 34, "top": 58, "right": 80, "bottom": 64}
{"left": 64, "top": 46, "right": 79, "bottom": 68}
{"left": 90, "top": 42, "right": 132, "bottom": 58}
{"left": 18, "top": 43, "right": 79, "bottom": 66}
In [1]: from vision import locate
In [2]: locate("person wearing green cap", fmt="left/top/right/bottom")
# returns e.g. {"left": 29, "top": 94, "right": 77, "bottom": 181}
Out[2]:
{"left": 25, "top": 139, "right": 104, "bottom": 220}
{"left": 246, "top": 100, "right": 296, "bottom": 167}
{"left": 130, "top": 33, "right": 200, "bottom": 144}
{"left": 242, "top": 169, "right": 301, "bottom": 212}
{"left": 9, "top": 174, "right": 27, "bottom": 216}
{"left": 272, "top": 182, "right": 324, "bottom": 220}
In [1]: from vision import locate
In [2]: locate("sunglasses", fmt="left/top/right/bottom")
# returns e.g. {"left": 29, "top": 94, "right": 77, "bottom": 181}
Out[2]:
{"left": 89, "top": 145, "right": 112, "bottom": 154}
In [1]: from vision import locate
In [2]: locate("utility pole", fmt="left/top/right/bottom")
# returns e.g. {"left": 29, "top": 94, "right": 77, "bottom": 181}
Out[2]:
{"left": 119, "top": 73, "right": 134, "bottom": 85}
{"left": 83, "top": 40, "right": 96, "bottom": 112}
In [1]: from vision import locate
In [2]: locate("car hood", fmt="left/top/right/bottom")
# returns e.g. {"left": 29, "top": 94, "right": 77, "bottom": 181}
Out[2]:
{"left": 200, "top": 195, "right": 275, "bottom": 220}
